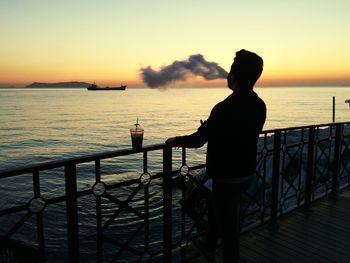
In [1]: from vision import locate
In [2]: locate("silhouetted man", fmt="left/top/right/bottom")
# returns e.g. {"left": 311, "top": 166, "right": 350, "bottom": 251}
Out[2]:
{"left": 166, "top": 49, "right": 266, "bottom": 262}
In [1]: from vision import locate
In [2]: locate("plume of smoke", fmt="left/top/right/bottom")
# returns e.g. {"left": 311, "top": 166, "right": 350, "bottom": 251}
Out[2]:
{"left": 141, "top": 54, "right": 228, "bottom": 88}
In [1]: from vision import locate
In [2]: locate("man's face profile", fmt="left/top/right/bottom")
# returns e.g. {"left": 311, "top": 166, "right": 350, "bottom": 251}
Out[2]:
{"left": 227, "top": 60, "right": 236, "bottom": 90}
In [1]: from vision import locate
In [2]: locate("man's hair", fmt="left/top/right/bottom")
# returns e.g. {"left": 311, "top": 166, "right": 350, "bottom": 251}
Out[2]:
{"left": 231, "top": 49, "right": 263, "bottom": 89}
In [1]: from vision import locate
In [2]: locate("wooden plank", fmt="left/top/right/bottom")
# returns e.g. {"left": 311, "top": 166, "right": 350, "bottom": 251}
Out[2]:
{"left": 252, "top": 228, "right": 330, "bottom": 262}
{"left": 315, "top": 197, "right": 350, "bottom": 209}
{"left": 279, "top": 212, "right": 350, "bottom": 255}
{"left": 254, "top": 226, "right": 330, "bottom": 262}
{"left": 315, "top": 201, "right": 350, "bottom": 217}
{"left": 273, "top": 223, "right": 347, "bottom": 261}
{"left": 291, "top": 210, "right": 350, "bottom": 235}
{"left": 237, "top": 189, "right": 350, "bottom": 263}
{"left": 241, "top": 231, "right": 303, "bottom": 262}
{"left": 287, "top": 211, "right": 350, "bottom": 246}
{"left": 240, "top": 243, "right": 271, "bottom": 263}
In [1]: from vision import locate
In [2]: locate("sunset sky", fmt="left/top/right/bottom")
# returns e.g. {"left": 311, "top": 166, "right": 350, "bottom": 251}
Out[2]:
{"left": 1, "top": 0, "right": 350, "bottom": 87}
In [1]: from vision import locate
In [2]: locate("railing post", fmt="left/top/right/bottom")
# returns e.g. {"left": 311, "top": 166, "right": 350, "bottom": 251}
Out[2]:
{"left": 305, "top": 127, "right": 315, "bottom": 209}
{"left": 33, "top": 170, "right": 46, "bottom": 262}
{"left": 332, "top": 124, "right": 342, "bottom": 197}
{"left": 95, "top": 159, "right": 103, "bottom": 263}
{"left": 162, "top": 146, "right": 172, "bottom": 262}
{"left": 270, "top": 131, "right": 281, "bottom": 227}
{"left": 143, "top": 151, "right": 150, "bottom": 254}
{"left": 64, "top": 162, "right": 80, "bottom": 263}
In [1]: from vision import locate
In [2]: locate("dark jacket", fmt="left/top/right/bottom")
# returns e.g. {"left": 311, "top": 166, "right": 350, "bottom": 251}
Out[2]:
{"left": 173, "top": 89, "right": 266, "bottom": 180}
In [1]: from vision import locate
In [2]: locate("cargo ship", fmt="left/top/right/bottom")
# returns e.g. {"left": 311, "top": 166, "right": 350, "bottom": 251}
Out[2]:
{"left": 87, "top": 83, "right": 127, "bottom": 90}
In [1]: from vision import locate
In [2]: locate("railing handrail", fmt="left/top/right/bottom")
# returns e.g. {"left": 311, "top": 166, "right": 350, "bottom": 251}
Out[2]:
{"left": 262, "top": 121, "right": 349, "bottom": 133}
{"left": 1, "top": 121, "right": 350, "bottom": 178}
{"left": 0, "top": 144, "right": 165, "bottom": 178}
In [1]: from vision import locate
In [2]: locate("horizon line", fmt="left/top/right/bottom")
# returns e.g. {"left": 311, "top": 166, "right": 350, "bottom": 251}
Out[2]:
{"left": 1, "top": 84, "right": 350, "bottom": 89}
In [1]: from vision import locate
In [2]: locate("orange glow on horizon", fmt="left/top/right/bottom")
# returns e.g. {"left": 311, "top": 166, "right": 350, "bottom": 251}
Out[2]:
{"left": 1, "top": 58, "right": 349, "bottom": 87}
{"left": 1, "top": 74, "right": 350, "bottom": 88}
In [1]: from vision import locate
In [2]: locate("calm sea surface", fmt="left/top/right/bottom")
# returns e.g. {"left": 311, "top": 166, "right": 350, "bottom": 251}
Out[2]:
{"left": 0, "top": 86, "right": 350, "bottom": 262}
{"left": 1, "top": 87, "right": 350, "bottom": 171}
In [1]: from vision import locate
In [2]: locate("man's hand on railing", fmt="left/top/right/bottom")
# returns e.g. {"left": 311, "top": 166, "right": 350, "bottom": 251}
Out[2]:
{"left": 165, "top": 137, "right": 175, "bottom": 146}
{"left": 165, "top": 137, "right": 180, "bottom": 149}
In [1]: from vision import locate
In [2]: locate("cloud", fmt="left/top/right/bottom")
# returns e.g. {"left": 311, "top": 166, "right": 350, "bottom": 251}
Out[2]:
{"left": 141, "top": 54, "right": 228, "bottom": 88}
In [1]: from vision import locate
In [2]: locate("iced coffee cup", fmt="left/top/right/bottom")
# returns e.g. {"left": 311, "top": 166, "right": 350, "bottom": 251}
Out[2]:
{"left": 130, "top": 122, "right": 144, "bottom": 150}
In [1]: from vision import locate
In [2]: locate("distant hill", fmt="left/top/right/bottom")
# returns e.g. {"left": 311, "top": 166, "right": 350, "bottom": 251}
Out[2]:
{"left": 26, "top": 81, "right": 91, "bottom": 88}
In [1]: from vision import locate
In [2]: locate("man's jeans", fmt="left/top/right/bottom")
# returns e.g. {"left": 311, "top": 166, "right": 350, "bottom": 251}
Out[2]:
{"left": 207, "top": 178, "right": 252, "bottom": 263}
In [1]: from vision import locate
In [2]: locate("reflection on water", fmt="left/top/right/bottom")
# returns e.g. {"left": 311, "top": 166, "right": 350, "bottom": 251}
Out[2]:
{"left": 1, "top": 87, "right": 350, "bottom": 261}
{"left": 1, "top": 87, "right": 350, "bottom": 171}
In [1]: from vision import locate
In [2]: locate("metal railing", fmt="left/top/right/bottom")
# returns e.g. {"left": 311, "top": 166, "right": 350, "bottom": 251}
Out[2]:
{"left": 0, "top": 122, "right": 349, "bottom": 262}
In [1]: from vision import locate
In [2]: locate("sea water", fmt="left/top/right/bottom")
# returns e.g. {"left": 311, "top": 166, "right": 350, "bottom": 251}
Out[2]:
{"left": 1, "top": 87, "right": 350, "bottom": 171}
{"left": 0, "top": 87, "right": 350, "bottom": 261}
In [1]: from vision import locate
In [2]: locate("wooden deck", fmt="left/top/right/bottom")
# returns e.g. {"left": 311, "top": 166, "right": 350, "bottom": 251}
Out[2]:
{"left": 192, "top": 188, "right": 350, "bottom": 262}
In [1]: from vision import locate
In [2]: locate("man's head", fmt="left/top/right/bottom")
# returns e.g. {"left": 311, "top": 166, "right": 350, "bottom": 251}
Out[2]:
{"left": 227, "top": 49, "right": 263, "bottom": 91}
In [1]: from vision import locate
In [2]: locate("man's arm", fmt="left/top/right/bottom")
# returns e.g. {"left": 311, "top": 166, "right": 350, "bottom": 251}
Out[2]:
{"left": 166, "top": 120, "right": 209, "bottom": 148}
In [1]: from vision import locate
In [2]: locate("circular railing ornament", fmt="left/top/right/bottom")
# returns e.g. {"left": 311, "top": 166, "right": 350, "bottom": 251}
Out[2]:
{"left": 29, "top": 197, "right": 46, "bottom": 213}
{"left": 180, "top": 165, "right": 189, "bottom": 176}
{"left": 92, "top": 182, "right": 106, "bottom": 196}
{"left": 262, "top": 148, "right": 268, "bottom": 157}
{"left": 140, "top": 173, "right": 151, "bottom": 186}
